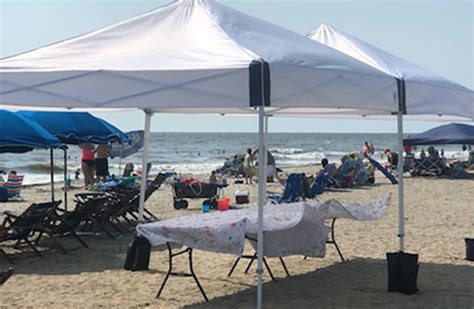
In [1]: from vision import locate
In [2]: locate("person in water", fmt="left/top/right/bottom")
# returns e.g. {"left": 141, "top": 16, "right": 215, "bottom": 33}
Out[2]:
{"left": 79, "top": 143, "right": 95, "bottom": 187}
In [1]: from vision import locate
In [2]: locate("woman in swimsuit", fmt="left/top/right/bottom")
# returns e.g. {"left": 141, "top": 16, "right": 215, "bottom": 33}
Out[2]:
{"left": 80, "top": 142, "right": 96, "bottom": 187}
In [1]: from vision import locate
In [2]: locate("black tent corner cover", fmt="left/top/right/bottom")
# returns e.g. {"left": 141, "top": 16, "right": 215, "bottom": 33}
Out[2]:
{"left": 249, "top": 60, "right": 271, "bottom": 107}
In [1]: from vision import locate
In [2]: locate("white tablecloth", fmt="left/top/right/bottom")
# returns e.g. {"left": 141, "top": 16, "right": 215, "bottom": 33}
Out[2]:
{"left": 136, "top": 194, "right": 391, "bottom": 257}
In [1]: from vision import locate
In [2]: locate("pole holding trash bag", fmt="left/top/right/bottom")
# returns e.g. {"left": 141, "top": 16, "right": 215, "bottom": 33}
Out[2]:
{"left": 386, "top": 79, "right": 419, "bottom": 296}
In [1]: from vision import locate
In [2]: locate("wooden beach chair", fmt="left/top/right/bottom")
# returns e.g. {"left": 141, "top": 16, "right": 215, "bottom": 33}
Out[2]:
{"left": 113, "top": 173, "right": 168, "bottom": 222}
{"left": 1, "top": 201, "right": 61, "bottom": 262}
{"left": 33, "top": 196, "right": 109, "bottom": 253}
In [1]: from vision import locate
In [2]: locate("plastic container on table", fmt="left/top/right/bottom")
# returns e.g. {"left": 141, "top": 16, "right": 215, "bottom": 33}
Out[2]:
{"left": 217, "top": 198, "right": 230, "bottom": 211}
{"left": 202, "top": 204, "right": 210, "bottom": 213}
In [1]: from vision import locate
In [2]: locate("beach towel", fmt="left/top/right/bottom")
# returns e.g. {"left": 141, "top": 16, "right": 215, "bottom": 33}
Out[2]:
{"left": 5, "top": 175, "right": 24, "bottom": 199}
{"left": 136, "top": 194, "right": 391, "bottom": 258}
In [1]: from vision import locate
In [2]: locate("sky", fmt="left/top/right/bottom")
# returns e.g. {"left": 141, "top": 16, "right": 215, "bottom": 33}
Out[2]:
{"left": 0, "top": 0, "right": 473, "bottom": 133}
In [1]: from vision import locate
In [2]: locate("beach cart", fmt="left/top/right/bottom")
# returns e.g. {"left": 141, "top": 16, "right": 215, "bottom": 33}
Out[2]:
{"left": 172, "top": 178, "right": 225, "bottom": 209}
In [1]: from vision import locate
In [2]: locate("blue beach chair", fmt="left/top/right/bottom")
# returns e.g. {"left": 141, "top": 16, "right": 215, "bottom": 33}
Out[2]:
{"left": 268, "top": 173, "right": 307, "bottom": 204}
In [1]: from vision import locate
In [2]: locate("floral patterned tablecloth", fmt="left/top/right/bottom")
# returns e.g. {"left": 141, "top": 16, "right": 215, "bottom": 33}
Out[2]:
{"left": 136, "top": 194, "right": 391, "bottom": 257}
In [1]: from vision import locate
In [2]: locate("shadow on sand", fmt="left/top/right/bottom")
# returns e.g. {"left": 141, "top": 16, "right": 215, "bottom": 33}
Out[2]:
{"left": 185, "top": 257, "right": 474, "bottom": 309}
{"left": 1, "top": 233, "right": 135, "bottom": 275}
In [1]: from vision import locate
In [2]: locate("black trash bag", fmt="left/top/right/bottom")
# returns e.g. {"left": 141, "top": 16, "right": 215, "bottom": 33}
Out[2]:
{"left": 465, "top": 238, "right": 474, "bottom": 261}
{"left": 124, "top": 236, "right": 151, "bottom": 271}
{"left": 387, "top": 251, "right": 419, "bottom": 295}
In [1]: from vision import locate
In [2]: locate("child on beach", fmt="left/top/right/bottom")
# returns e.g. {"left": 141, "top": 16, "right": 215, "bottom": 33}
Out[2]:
{"left": 209, "top": 170, "right": 217, "bottom": 184}
{"left": 244, "top": 148, "right": 255, "bottom": 184}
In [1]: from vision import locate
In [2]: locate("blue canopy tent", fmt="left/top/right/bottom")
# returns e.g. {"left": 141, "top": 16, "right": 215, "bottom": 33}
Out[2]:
{"left": 404, "top": 123, "right": 474, "bottom": 146}
{"left": 0, "top": 109, "right": 61, "bottom": 201}
{"left": 17, "top": 111, "right": 129, "bottom": 208}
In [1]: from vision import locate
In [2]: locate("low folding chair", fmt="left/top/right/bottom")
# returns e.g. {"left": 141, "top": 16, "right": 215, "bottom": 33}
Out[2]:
{"left": 4, "top": 174, "right": 25, "bottom": 200}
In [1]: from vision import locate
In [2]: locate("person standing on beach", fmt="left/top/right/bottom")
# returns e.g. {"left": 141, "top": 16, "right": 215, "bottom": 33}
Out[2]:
{"left": 244, "top": 148, "right": 255, "bottom": 184}
{"left": 95, "top": 143, "right": 111, "bottom": 182}
{"left": 79, "top": 143, "right": 95, "bottom": 187}
{"left": 362, "top": 141, "right": 375, "bottom": 155}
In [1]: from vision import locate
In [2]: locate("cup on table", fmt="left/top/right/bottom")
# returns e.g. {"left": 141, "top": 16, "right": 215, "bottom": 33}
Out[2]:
{"left": 202, "top": 204, "right": 210, "bottom": 213}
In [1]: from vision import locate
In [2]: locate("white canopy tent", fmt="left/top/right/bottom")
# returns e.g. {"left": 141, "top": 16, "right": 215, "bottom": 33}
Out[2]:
{"left": 1, "top": 1, "right": 472, "bottom": 307}
{"left": 306, "top": 24, "right": 473, "bottom": 120}
{"left": 0, "top": 2, "right": 398, "bottom": 306}
{"left": 306, "top": 23, "right": 474, "bottom": 253}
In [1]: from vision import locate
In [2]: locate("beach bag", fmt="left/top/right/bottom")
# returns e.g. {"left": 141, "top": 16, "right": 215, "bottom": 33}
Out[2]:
{"left": 0, "top": 187, "right": 8, "bottom": 202}
{"left": 124, "top": 236, "right": 151, "bottom": 271}
{"left": 387, "top": 252, "right": 419, "bottom": 295}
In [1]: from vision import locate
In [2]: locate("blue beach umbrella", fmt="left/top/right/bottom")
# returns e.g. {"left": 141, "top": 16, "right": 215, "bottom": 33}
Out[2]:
{"left": 18, "top": 111, "right": 129, "bottom": 145}
{"left": 0, "top": 110, "right": 61, "bottom": 153}
{"left": 17, "top": 111, "right": 128, "bottom": 209}
{"left": 404, "top": 123, "right": 474, "bottom": 146}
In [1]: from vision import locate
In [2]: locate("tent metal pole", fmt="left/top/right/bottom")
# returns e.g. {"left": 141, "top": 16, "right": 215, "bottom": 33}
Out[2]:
{"left": 138, "top": 110, "right": 152, "bottom": 222}
{"left": 257, "top": 106, "right": 265, "bottom": 309}
{"left": 63, "top": 147, "right": 68, "bottom": 210}
{"left": 50, "top": 148, "right": 55, "bottom": 202}
{"left": 264, "top": 115, "right": 268, "bottom": 187}
{"left": 397, "top": 112, "right": 405, "bottom": 252}
{"left": 396, "top": 79, "right": 406, "bottom": 252}
{"left": 119, "top": 143, "right": 123, "bottom": 176}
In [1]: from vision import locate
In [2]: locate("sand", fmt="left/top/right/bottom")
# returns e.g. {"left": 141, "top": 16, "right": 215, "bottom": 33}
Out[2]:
{"left": 1, "top": 166, "right": 473, "bottom": 308}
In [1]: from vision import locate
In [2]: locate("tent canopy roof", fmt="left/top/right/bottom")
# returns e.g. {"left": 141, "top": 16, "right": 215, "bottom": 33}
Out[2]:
{"left": 0, "top": 0, "right": 397, "bottom": 114}
{"left": 0, "top": 109, "right": 61, "bottom": 153}
{"left": 404, "top": 123, "right": 474, "bottom": 146}
{"left": 18, "top": 111, "right": 129, "bottom": 145}
{"left": 306, "top": 24, "right": 474, "bottom": 120}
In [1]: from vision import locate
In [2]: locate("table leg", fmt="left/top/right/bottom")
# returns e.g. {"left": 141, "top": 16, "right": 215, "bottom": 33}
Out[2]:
{"left": 156, "top": 243, "right": 208, "bottom": 302}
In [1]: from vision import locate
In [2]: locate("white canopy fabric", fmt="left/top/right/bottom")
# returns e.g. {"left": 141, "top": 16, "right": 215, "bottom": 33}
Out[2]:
{"left": 306, "top": 24, "right": 474, "bottom": 120}
{"left": 0, "top": 0, "right": 397, "bottom": 113}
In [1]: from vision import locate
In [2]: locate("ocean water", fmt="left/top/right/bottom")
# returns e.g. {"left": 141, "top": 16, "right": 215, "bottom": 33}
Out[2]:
{"left": 0, "top": 132, "right": 468, "bottom": 185}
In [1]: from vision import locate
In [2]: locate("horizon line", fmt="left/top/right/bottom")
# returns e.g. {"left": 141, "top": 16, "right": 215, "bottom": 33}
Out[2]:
{"left": 147, "top": 131, "right": 416, "bottom": 134}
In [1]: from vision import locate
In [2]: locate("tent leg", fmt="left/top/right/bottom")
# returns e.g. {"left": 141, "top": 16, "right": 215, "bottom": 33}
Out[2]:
{"left": 257, "top": 106, "right": 265, "bottom": 309}
{"left": 264, "top": 115, "right": 268, "bottom": 184}
{"left": 138, "top": 110, "right": 152, "bottom": 222}
{"left": 50, "top": 148, "right": 55, "bottom": 202}
{"left": 63, "top": 148, "right": 68, "bottom": 210}
{"left": 397, "top": 111, "right": 405, "bottom": 252}
{"left": 118, "top": 143, "right": 123, "bottom": 176}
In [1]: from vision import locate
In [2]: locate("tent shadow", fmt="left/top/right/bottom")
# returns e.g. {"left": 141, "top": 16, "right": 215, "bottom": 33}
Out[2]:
{"left": 185, "top": 257, "right": 474, "bottom": 309}
{"left": 1, "top": 233, "right": 135, "bottom": 275}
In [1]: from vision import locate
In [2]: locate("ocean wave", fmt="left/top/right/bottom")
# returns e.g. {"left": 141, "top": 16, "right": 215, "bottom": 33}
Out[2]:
{"left": 273, "top": 151, "right": 325, "bottom": 160}
{"left": 270, "top": 148, "right": 304, "bottom": 155}
{"left": 23, "top": 163, "right": 65, "bottom": 172}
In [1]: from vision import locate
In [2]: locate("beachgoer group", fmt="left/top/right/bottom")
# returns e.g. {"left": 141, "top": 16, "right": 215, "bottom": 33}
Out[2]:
{"left": 79, "top": 142, "right": 111, "bottom": 187}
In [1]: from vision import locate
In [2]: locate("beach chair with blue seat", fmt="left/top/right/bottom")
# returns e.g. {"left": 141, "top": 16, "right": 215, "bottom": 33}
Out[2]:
{"left": 268, "top": 173, "right": 308, "bottom": 204}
